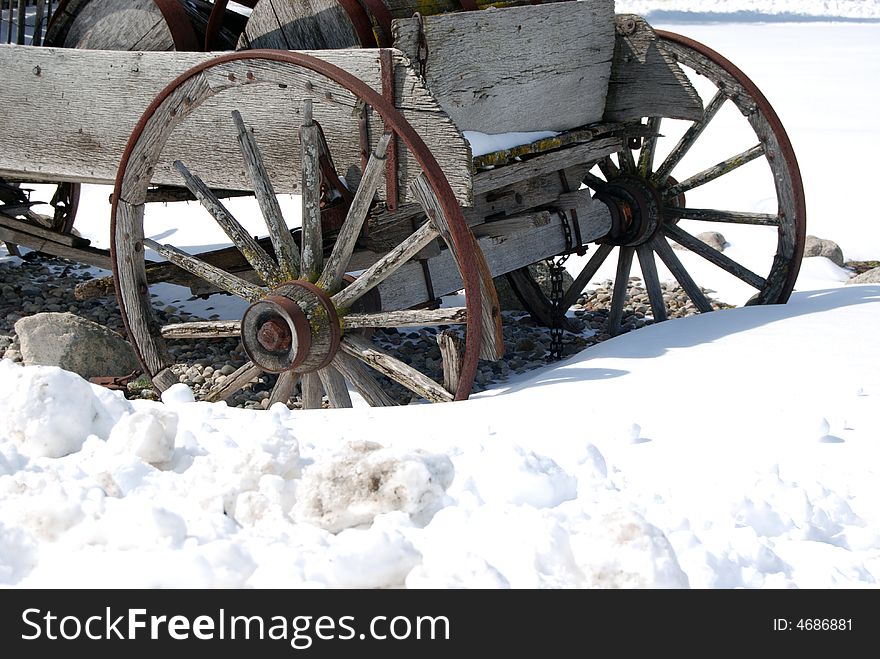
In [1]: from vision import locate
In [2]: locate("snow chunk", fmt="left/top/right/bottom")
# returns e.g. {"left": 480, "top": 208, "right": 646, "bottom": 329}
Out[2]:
{"left": 0, "top": 362, "right": 132, "bottom": 458}
{"left": 468, "top": 445, "right": 577, "bottom": 508}
{"left": 323, "top": 526, "right": 420, "bottom": 588}
{"left": 569, "top": 509, "right": 690, "bottom": 588}
{"left": 161, "top": 383, "right": 196, "bottom": 406}
{"left": 107, "top": 409, "right": 178, "bottom": 466}
{"left": 293, "top": 440, "right": 454, "bottom": 532}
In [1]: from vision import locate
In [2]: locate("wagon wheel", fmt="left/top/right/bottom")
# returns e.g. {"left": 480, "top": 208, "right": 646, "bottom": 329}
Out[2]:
{"left": 506, "top": 30, "right": 806, "bottom": 337}
{"left": 112, "top": 52, "right": 485, "bottom": 409}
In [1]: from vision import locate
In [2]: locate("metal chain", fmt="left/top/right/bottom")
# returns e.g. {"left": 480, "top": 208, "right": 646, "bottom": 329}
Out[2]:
{"left": 548, "top": 209, "right": 575, "bottom": 361}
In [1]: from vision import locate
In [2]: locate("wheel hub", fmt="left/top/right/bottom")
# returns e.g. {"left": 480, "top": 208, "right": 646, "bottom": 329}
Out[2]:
{"left": 240, "top": 281, "right": 340, "bottom": 374}
{"left": 594, "top": 174, "right": 662, "bottom": 247}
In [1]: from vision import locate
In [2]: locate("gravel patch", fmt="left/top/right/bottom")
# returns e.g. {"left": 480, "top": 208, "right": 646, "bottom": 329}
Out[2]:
{"left": 1, "top": 250, "right": 729, "bottom": 409}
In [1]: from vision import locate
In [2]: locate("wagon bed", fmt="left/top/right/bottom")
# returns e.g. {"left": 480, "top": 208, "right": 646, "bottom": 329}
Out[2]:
{"left": 0, "top": 0, "right": 806, "bottom": 409}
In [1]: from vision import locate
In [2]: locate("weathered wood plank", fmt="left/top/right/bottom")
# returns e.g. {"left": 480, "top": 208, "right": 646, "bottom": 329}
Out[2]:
{"left": 268, "top": 369, "right": 298, "bottom": 406}
{"left": 603, "top": 15, "right": 703, "bottom": 123}
{"left": 114, "top": 199, "right": 174, "bottom": 381}
{"left": 341, "top": 334, "right": 452, "bottom": 403}
{"left": 437, "top": 329, "right": 463, "bottom": 396}
{"left": 299, "top": 100, "right": 323, "bottom": 281}
{"left": 343, "top": 307, "right": 467, "bottom": 329}
{"left": 411, "top": 173, "right": 503, "bottom": 361}
{"left": 0, "top": 224, "right": 111, "bottom": 269}
{"left": 608, "top": 246, "right": 634, "bottom": 336}
{"left": 238, "top": 0, "right": 361, "bottom": 50}
{"left": 318, "top": 366, "right": 352, "bottom": 408}
{"left": 473, "top": 137, "right": 623, "bottom": 195}
{"left": 392, "top": 2, "right": 615, "bottom": 133}
{"left": 204, "top": 361, "right": 262, "bottom": 402}
{"left": 0, "top": 212, "right": 90, "bottom": 247}
{"left": 0, "top": 46, "right": 472, "bottom": 205}
{"left": 232, "top": 109, "right": 300, "bottom": 279}
{"left": 331, "top": 353, "right": 397, "bottom": 407}
{"left": 172, "top": 159, "right": 282, "bottom": 286}
{"left": 651, "top": 234, "right": 714, "bottom": 313}
{"left": 301, "top": 371, "right": 324, "bottom": 409}
{"left": 160, "top": 320, "right": 240, "bottom": 339}
{"left": 318, "top": 132, "right": 391, "bottom": 292}
{"left": 636, "top": 243, "right": 667, "bottom": 322}
{"left": 143, "top": 238, "right": 265, "bottom": 301}
{"left": 375, "top": 204, "right": 612, "bottom": 311}
{"left": 331, "top": 220, "right": 441, "bottom": 310}
{"left": 48, "top": 0, "right": 175, "bottom": 50}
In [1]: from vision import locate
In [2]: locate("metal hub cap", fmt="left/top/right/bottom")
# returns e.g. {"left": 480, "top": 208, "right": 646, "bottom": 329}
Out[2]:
{"left": 240, "top": 281, "right": 340, "bottom": 374}
{"left": 595, "top": 174, "right": 662, "bottom": 247}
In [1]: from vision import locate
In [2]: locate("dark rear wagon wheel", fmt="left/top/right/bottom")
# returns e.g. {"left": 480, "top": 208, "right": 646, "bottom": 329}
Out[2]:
{"left": 506, "top": 30, "right": 806, "bottom": 338}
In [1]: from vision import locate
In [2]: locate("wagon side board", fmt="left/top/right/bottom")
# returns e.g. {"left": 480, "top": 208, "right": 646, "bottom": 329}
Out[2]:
{"left": 392, "top": 2, "right": 616, "bottom": 134}
{"left": 0, "top": 45, "right": 472, "bottom": 205}
{"left": 603, "top": 15, "right": 703, "bottom": 123}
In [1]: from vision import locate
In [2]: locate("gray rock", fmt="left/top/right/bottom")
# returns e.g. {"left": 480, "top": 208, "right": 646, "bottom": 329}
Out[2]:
{"left": 494, "top": 261, "right": 576, "bottom": 311}
{"left": 673, "top": 231, "right": 727, "bottom": 252}
{"left": 14, "top": 312, "right": 140, "bottom": 379}
{"left": 847, "top": 266, "right": 880, "bottom": 284}
{"left": 804, "top": 235, "right": 844, "bottom": 267}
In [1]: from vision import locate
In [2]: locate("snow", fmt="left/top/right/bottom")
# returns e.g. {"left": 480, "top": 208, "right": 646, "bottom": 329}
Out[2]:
{"left": 2, "top": 8, "right": 880, "bottom": 589}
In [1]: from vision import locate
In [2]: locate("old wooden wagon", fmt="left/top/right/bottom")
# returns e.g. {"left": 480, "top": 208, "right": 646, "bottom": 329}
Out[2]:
{"left": 0, "top": 0, "right": 806, "bottom": 408}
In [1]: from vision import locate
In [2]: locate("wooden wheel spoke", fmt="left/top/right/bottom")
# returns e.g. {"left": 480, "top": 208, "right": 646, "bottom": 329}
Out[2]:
{"left": 172, "top": 160, "right": 281, "bottom": 286}
{"left": 664, "top": 144, "right": 765, "bottom": 198}
{"left": 617, "top": 147, "right": 636, "bottom": 174}
{"left": 608, "top": 246, "right": 635, "bottom": 336}
{"left": 663, "top": 207, "right": 779, "bottom": 226}
{"left": 161, "top": 320, "right": 241, "bottom": 339}
{"left": 300, "top": 100, "right": 322, "bottom": 281}
{"left": 143, "top": 238, "right": 263, "bottom": 301}
{"left": 636, "top": 244, "right": 667, "bottom": 323}
{"left": 411, "top": 174, "right": 503, "bottom": 361}
{"left": 654, "top": 90, "right": 727, "bottom": 184}
{"left": 663, "top": 224, "right": 766, "bottom": 290}
{"left": 583, "top": 171, "right": 607, "bottom": 190}
{"left": 318, "top": 133, "right": 392, "bottom": 293}
{"left": 343, "top": 307, "right": 467, "bottom": 330}
{"left": 638, "top": 117, "right": 662, "bottom": 177}
{"left": 318, "top": 367, "right": 353, "bottom": 408}
{"left": 597, "top": 156, "right": 619, "bottom": 180}
{"left": 341, "top": 335, "right": 453, "bottom": 403}
{"left": 231, "top": 110, "right": 301, "bottom": 279}
{"left": 332, "top": 354, "right": 398, "bottom": 407}
{"left": 331, "top": 220, "right": 440, "bottom": 310}
{"left": 560, "top": 243, "right": 614, "bottom": 311}
{"left": 203, "top": 361, "right": 262, "bottom": 403}
{"left": 268, "top": 370, "right": 299, "bottom": 407}
{"left": 300, "top": 372, "right": 324, "bottom": 409}
{"left": 651, "top": 235, "right": 714, "bottom": 312}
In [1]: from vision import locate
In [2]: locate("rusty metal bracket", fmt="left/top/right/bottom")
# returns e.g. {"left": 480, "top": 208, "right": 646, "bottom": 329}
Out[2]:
{"left": 336, "top": 0, "right": 380, "bottom": 47}
{"left": 379, "top": 48, "right": 399, "bottom": 211}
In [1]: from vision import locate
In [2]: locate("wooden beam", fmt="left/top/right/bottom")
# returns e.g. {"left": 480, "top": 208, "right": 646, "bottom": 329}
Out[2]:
{"left": 392, "top": 2, "right": 615, "bottom": 133}
{"left": 0, "top": 46, "right": 472, "bottom": 204}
